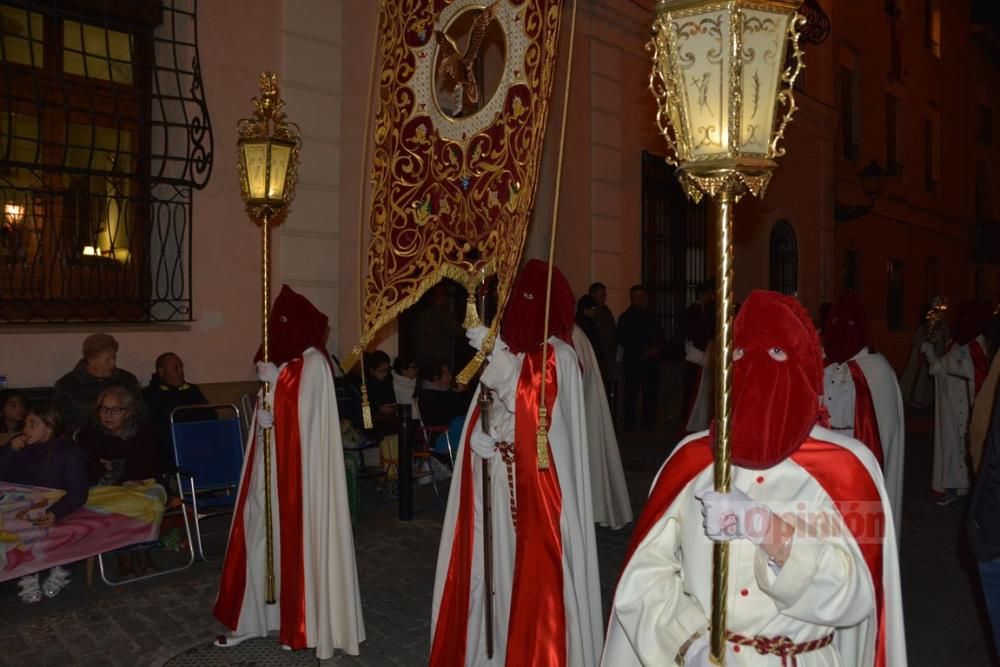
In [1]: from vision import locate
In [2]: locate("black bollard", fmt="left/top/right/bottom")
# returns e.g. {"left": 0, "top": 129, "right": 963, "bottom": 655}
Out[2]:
{"left": 397, "top": 403, "right": 413, "bottom": 521}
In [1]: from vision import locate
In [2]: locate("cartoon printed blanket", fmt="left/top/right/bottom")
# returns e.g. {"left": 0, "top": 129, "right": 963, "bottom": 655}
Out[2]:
{"left": 0, "top": 481, "right": 166, "bottom": 582}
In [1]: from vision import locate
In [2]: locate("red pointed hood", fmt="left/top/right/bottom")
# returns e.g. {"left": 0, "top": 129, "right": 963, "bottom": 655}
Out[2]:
{"left": 729, "top": 290, "right": 824, "bottom": 469}
{"left": 501, "top": 259, "right": 575, "bottom": 354}
{"left": 954, "top": 300, "right": 990, "bottom": 346}
{"left": 254, "top": 285, "right": 330, "bottom": 366}
{"left": 823, "top": 292, "right": 870, "bottom": 364}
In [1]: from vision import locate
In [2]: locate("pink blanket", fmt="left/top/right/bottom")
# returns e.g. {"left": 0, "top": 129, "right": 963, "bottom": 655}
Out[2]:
{"left": 0, "top": 482, "right": 166, "bottom": 582}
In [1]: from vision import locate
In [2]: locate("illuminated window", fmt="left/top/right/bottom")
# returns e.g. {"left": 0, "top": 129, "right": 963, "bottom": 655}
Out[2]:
{"left": 63, "top": 20, "right": 133, "bottom": 84}
{"left": 0, "top": 5, "right": 43, "bottom": 67}
{"left": 0, "top": 1, "right": 213, "bottom": 323}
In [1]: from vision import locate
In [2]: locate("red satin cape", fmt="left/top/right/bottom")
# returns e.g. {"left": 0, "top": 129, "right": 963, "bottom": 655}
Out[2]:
{"left": 846, "top": 360, "right": 884, "bottom": 468}
{"left": 430, "top": 345, "right": 566, "bottom": 666}
{"left": 212, "top": 358, "right": 309, "bottom": 650}
{"left": 506, "top": 346, "right": 564, "bottom": 666}
{"left": 618, "top": 435, "right": 889, "bottom": 667}
{"left": 429, "top": 406, "right": 480, "bottom": 666}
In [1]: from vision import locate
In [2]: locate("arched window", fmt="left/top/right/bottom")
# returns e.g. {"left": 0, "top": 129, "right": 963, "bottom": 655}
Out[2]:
{"left": 769, "top": 220, "right": 798, "bottom": 295}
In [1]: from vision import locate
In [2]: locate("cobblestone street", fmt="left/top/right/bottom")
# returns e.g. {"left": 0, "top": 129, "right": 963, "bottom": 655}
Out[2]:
{"left": 0, "top": 415, "right": 994, "bottom": 665}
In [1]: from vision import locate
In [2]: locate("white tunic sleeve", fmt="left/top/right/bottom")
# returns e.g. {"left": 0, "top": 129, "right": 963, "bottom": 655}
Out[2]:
{"left": 610, "top": 501, "right": 709, "bottom": 663}
{"left": 930, "top": 346, "right": 974, "bottom": 381}
{"left": 753, "top": 525, "right": 873, "bottom": 627}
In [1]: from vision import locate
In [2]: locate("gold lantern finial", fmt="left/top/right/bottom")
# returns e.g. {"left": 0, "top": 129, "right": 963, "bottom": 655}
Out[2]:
{"left": 647, "top": 2, "right": 805, "bottom": 664}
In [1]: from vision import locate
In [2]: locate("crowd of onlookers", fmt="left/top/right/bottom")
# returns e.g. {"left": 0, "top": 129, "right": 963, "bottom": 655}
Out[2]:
{"left": 0, "top": 333, "right": 210, "bottom": 602}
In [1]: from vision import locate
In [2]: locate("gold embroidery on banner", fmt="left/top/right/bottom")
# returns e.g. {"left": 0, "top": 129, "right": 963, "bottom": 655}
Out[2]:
{"left": 346, "top": 0, "right": 564, "bottom": 375}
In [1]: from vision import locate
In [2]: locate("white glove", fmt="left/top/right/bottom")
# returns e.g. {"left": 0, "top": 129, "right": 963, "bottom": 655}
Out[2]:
{"left": 257, "top": 408, "right": 274, "bottom": 430}
{"left": 466, "top": 326, "right": 489, "bottom": 352}
{"left": 257, "top": 361, "right": 279, "bottom": 385}
{"left": 694, "top": 485, "right": 770, "bottom": 544}
{"left": 469, "top": 427, "right": 498, "bottom": 459}
{"left": 684, "top": 635, "right": 739, "bottom": 667}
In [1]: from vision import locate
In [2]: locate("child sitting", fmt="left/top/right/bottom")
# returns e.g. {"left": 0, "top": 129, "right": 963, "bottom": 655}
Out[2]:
{"left": 0, "top": 404, "right": 89, "bottom": 602}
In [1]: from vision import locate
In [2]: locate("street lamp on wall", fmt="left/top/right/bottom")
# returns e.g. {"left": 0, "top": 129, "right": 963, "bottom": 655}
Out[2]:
{"left": 835, "top": 159, "right": 887, "bottom": 222}
{"left": 649, "top": 0, "right": 806, "bottom": 662}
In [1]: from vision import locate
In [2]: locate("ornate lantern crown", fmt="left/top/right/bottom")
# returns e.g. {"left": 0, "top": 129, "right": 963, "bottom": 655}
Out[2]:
{"left": 237, "top": 72, "right": 302, "bottom": 220}
{"left": 649, "top": 0, "right": 805, "bottom": 202}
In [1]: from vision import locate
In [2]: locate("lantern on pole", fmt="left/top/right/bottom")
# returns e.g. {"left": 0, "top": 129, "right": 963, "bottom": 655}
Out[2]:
{"left": 236, "top": 71, "right": 301, "bottom": 605}
{"left": 648, "top": 0, "right": 805, "bottom": 662}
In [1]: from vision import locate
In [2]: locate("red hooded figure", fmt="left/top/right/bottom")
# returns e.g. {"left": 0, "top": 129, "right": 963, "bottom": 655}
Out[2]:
{"left": 431, "top": 260, "right": 603, "bottom": 667}
{"left": 254, "top": 284, "right": 330, "bottom": 366}
{"left": 501, "top": 258, "right": 576, "bottom": 354}
{"left": 602, "top": 290, "right": 906, "bottom": 667}
{"left": 823, "top": 292, "right": 870, "bottom": 365}
{"left": 730, "top": 290, "right": 825, "bottom": 469}
{"left": 214, "top": 285, "right": 364, "bottom": 658}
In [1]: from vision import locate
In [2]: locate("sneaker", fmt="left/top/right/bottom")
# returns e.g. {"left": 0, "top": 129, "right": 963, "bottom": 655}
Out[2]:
{"left": 41, "top": 566, "right": 71, "bottom": 598}
{"left": 17, "top": 574, "right": 42, "bottom": 603}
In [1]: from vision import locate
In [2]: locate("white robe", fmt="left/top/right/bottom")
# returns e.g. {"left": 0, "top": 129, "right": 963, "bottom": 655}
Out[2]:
{"left": 431, "top": 337, "right": 603, "bottom": 665}
{"left": 684, "top": 340, "right": 714, "bottom": 433}
{"left": 928, "top": 335, "right": 983, "bottom": 494}
{"left": 214, "top": 347, "right": 365, "bottom": 658}
{"left": 572, "top": 325, "right": 633, "bottom": 530}
{"left": 823, "top": 348, "right": 905, "bottom": 534}
{"left": 602, "top": 426, "right": 906, "bottom": 667}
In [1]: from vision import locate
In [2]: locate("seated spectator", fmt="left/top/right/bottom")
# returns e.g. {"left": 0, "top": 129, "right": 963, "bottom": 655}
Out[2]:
{"left": 350, "top": 350, "right": 399, "bottom": 438}
{"left": 1, "top": 389, "right": 27, "bottom": 433}
{"left": 142, "top": 352, "right": 209, "bottom": 475}
{"left": 77, "top": 386, "right": 159, "bottom": 487}
{"left": 416, "top": 360, "right": 471, "bottom": 426}
{"left": 391, "top": 355, "right": 420, "bottom": 419}
{"left": 0, "top": 404, "right": 88, "bottom": 602}
{"left": 54, "top": 333, "right": 141, "bottom": 435}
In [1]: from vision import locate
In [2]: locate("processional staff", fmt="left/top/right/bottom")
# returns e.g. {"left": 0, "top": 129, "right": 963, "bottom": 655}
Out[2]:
{"left": 236, "top": 72, "right": 302, "bottom": 604}
{"left": 648, "top": 1, "right": 806, "bottom": 662}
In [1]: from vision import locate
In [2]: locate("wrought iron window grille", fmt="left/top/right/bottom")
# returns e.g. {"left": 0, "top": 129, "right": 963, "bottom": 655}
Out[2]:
{"left": 0, "top": 0, "right": 213, "bottom": 323}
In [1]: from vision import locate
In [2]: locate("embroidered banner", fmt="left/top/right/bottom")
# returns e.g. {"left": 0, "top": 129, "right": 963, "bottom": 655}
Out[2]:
{"left": 351, "top": 0, "right": 564, "bottom": 365}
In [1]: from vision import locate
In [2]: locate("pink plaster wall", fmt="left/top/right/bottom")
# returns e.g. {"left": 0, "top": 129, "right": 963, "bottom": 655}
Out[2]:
{"left": 0, "top": 1, "right": 283, "bottom": 388}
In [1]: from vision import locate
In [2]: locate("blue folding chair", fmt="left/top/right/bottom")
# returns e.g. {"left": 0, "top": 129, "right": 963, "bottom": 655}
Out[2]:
{"left": 171, "top": 403, "right": 245, "bottom": 562}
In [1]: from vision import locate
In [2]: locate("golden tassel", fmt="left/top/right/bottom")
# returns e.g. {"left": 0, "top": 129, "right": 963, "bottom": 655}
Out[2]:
{"left": 463, "top": 293, "right": 482, "bottom": 329}
{"left": 535, "top": 407, "right": 550, "bottom": 469}
{"left": 456, "top": 326, "right": 496, "bottom": 385}
{"left": 361, "top": 383, "right": 374, "bottom": 430}
{"left": 342, "top": 345, "right": 363, "bottom": 374}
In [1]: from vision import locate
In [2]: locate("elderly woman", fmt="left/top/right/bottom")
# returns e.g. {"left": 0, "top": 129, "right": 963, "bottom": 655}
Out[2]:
{"left": 76, "top": 386, "right": 159, "bottom": 487}
{"left": 53, "top": 333, "right": 141, "bottom": 435}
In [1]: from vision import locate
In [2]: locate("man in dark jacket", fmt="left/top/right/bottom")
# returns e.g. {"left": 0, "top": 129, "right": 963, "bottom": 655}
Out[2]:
{"left": 969, "top": 385, "right": 1000, "bottom": 659}
{"left": 616, "top": 285, "right": 663, "bottom": 431}
{"left": 53, "top": 333, "right": 142, "bottom": 435}
{"left": 142, "top": 352, "right": 210, "bottom": 474}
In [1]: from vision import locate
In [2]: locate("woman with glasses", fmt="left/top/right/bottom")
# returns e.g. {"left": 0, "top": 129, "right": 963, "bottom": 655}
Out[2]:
{"left": 77, "top": 386, "right": 161, "bottom": 577}
{"left": 77, "top": 386, "right": 158, "bottom": 488}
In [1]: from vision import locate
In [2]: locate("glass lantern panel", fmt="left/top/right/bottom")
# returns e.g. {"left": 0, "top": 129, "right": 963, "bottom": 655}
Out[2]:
{"left": 738, "top": 8, "right": 791, "bottom": 155}
{"left": 241, "top": 142, "right": 269, "bottom": 201}
{"left": 671, "top": 8, "right": 731, "bottom": 158}
{"left": 267, "top": 143, "right": 292, "bottom": 200}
